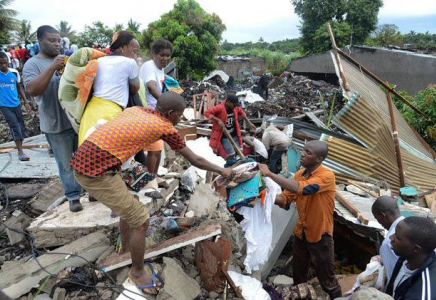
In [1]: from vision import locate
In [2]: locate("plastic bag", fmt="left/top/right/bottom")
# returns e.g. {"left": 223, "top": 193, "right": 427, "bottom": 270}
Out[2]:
{"left": 180, "top": 166, "right": 198, "bottom": 193}
{"left": 345, "top": 256, "right": 386, "bottom": 295}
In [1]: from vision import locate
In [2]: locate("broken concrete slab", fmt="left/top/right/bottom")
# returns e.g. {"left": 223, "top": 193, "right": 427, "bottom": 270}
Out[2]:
{"left": 99, "top": 223, "right": 222, "bottom": 272}
{"left": 0, "top": 231, "right": 110, "bottom": 299}
{"left": 273, "top": 274, "right": 294, "bottom": 287}
{"left": 135, "top": 179, "right": 179, "bottom": 216}
{"left": 0, "top": 134, "right": 59, "bottom": 179}
{"left": 194, "top": 238, "right": 231, "bottom": 292}
{"left": 188, "top": 183, "right": 220, "bottom": 217}
{"left": 5, "top": 183, "right": 44, "bottom": 200}
{"left": 5, "top": 210, "right": 32, "bottom": 245}
{"left": 28, "top": 200, "right": 118, "bottom": 248}
{"left": 162, "top": 257, "right": 201, "bottom": 300}
{"left": 28, "top": 179, "right": 64, "bottom": 215}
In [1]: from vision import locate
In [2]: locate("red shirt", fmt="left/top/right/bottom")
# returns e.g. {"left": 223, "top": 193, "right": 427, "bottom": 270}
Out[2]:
{"left": 9, "top": 49, "right": 18, "bottom": 60}
{"left": 18, "top": 48, "right": 28, "bottom": 60}
{"left": 204, "top": 100, "right": 246, "bottom": 157}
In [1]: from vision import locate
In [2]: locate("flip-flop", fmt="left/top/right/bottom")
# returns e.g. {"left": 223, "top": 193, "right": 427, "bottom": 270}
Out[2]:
{"left": 129, "top": 262, "right": 164, "bottom": 295}
{"left": 18, "top": 154, "right": 30, "bottom": 161}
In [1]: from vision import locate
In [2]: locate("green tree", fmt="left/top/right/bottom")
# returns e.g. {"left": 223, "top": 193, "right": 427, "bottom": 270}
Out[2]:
{"left": 0, "top": 0, "right": 18, "bottom": 44}
{"left": 76, "top": 21, "right": 113, "bottom": 47}
{"left": 127, "top": 19, "right": 141, "bottom": 34}
{"left": 366, "top": 24, "right": 403, "bottom": 47}
{"left": 14, "top": 19, "right": 36, "bottom": 43}
{"left": 113, "top": 23, "right": 124, "bottom": 32}
{"left": 141, "top": 0, "right": 226, "bottom": 79}
{"left": 56, "top": 20, "right": 76, "bottom": 39}
{"left": 393, "top": 85, "right": 436, "bottom": 151}
{"left": 292, "top": 0, "right": 382, "bottom": 54}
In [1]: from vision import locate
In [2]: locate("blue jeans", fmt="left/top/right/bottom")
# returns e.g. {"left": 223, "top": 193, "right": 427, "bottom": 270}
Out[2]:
{"left": 45, "top": 128, "right": 82, "bottom": 202}
{"left": 269, "top": 150, "right": 286, "bottom": 174}
{"left": 221, "top": 136, "right": 240, "bottom": 156}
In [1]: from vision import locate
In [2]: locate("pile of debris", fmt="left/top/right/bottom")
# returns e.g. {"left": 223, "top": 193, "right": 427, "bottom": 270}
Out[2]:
{"left": 244, "top": 75, "right": 342, "bottom": 120}
{"left": 0, "top": 137, "right": 302, "bottom": 299}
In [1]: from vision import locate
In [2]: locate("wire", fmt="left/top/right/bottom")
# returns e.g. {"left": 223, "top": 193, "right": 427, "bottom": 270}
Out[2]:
{"left": 0, "top": 182, "right": 147, "bottom": 299}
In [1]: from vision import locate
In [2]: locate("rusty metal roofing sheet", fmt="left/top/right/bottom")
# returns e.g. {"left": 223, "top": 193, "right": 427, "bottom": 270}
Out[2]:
{"left": 331, "top": 52, "right": 433, "bottom": 161}
{"left": 329, "top": 52, "right": 436, "bottom": 192}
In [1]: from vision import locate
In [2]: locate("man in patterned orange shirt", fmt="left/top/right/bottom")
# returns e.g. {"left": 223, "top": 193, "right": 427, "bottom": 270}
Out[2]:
{"left": 259, "top": 140, "right": 341, "bottom": 299}
{"left": 70, "top": 91, "right": 233, "bottom": 294}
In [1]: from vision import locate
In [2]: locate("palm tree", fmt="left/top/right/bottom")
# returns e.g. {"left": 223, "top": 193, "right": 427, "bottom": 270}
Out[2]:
{"left": 0, "top": 0, "right": 18, "bottom": 32}
{"left": 56, "top": 20, "right": 76, "bottom": 38}
{"left": 113, "top": 23, "right": 124, "bottom": 32}
{"left": 127, "top": 19, "right": 141, "bottom": 34}
{"left": 14, "top": 19, "right": 36, "bottom": 43}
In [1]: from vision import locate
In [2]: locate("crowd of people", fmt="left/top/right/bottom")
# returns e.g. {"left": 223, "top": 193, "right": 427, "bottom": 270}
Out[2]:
{"left": 1, "top": 24, "right": 435, "bottom": 299}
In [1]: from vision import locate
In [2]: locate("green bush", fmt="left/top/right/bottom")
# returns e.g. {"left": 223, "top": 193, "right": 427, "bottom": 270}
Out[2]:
{"left": 392, "top": 85, "right": 436, "bottom": 151}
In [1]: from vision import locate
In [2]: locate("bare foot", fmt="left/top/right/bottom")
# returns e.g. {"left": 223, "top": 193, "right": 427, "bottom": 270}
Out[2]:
{"left": 129, "top": 268, "right": 161, "bottom": 295}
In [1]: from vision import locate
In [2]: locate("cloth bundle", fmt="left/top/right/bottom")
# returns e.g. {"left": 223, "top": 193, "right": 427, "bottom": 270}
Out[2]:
{"left": 58, "top": 47, "right": 105, "bottom": 132}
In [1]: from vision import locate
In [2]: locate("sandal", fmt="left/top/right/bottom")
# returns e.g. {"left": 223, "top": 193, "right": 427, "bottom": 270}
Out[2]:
{"left": 18, "top": 154, "right": 30, "bottom": 161}
{"left": 128, "top": 262, "right": 164, "bottom": 295}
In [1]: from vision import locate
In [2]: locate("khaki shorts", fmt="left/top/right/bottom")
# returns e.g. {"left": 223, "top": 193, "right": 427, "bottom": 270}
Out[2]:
{"left": 75, "top": 171, "right": 149, "bottom": 228}
{"left": 144, "top": 139, "right": 164, "bottom": 151}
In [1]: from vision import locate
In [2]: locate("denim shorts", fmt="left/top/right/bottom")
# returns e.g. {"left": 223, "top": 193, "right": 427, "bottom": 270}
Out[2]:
{"left": 0, "top": 105, "right": 26, "bottom": 140}
{"left": 221, "top": 136, "right": 241, "bottom": 156}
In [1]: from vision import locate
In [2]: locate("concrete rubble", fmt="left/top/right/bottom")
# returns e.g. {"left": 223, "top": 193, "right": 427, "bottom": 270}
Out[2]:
{"left": 1, "top": 62, "right": 435, "bottom": 300}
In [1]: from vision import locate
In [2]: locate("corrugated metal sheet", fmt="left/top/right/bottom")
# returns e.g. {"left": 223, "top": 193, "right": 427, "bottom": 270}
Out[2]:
{"left": 328, "top": 51, "right": 436, "bottom": 192}
{"left": 332, "top": 52, "right": 433, "bottom": 160}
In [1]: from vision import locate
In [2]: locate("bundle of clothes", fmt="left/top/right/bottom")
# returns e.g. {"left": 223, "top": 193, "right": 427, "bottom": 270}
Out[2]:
{"left": 215, "top": 158, "right": 281, "bottom": 273}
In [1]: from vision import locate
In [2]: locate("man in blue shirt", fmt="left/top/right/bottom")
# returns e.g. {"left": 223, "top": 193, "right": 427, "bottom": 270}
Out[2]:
{"left": 0, "top": 52, "right": 33, "bottom": 160}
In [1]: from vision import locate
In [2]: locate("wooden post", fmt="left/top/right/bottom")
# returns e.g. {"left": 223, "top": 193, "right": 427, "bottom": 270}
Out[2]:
{"left": 221, "top": 127, "right": 245, "bottom": 158}
{"left": 385, "top": 81, "right": 406, "bottom": 187}
{"left": 327, "top": 22, "right": 350, "bottom": 91}
{"left": 335, "top": 192, "right": 369, "bottom": 225}
{"left": 193, "top": 94, "right": 197, "bottom": 119}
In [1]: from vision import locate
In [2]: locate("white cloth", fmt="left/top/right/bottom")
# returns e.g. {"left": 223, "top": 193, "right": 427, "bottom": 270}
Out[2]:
{"left": 4, "top": 51, "right": 11, "bottom": 64}
{"left": 139, "top": 60, "right": 164, "bottom": 109}
{"left": 70, "top": 44, "right": 78, "bottom": 53}
{"left": 228, "top": 271, "right": 271, "bottom": 300}
{"left": 262, "top": 125, "right": 292, "bottom": 151}
{"left": 237, "top": 177, "right": 280, "bottom": 273}
{"left": 253, "top": 138, "right": 268, "bottom": 159}
{"left": 380, "top": 216, "right": 404, "bottom": 282}
{"left": 62, "top": 37, "right": 70, "bottom": 50}
{"left": 393, "top": 260, "right": 415, "bottom": 298}
{"left": 93, "top": 55, "right": 139, "bottom": 108}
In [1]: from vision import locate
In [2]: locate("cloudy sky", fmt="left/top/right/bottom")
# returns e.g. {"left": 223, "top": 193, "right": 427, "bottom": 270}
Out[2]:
{"left": 10, "top": 0, "right": 436, "bottom": 43}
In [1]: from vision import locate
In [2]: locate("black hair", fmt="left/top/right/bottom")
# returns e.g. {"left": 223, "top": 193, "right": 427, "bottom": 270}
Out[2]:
{"left": 404, "top": 216, "right": 436, "bottom": 254}
{"left": 151, "top": 39, "right": 173, "bottom": 55}
{"left": 372, "top": 196, "right": 400, "bottom": 216}
{"left": 110, "top": 30, "right": 136, "bottom": 52}
{"left": 156, "top": 91, "right": 186, "bottom": 114}
{"left": 0, "top": 52, "right": 8, "bottom": 60}
{"left": 37, "top": 25, "right": 58, "bottom": 39}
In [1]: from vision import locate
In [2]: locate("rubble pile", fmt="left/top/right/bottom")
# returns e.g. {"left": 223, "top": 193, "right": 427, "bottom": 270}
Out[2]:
{"left": 244, "top": 75, "right": 343, "bottom": 119}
